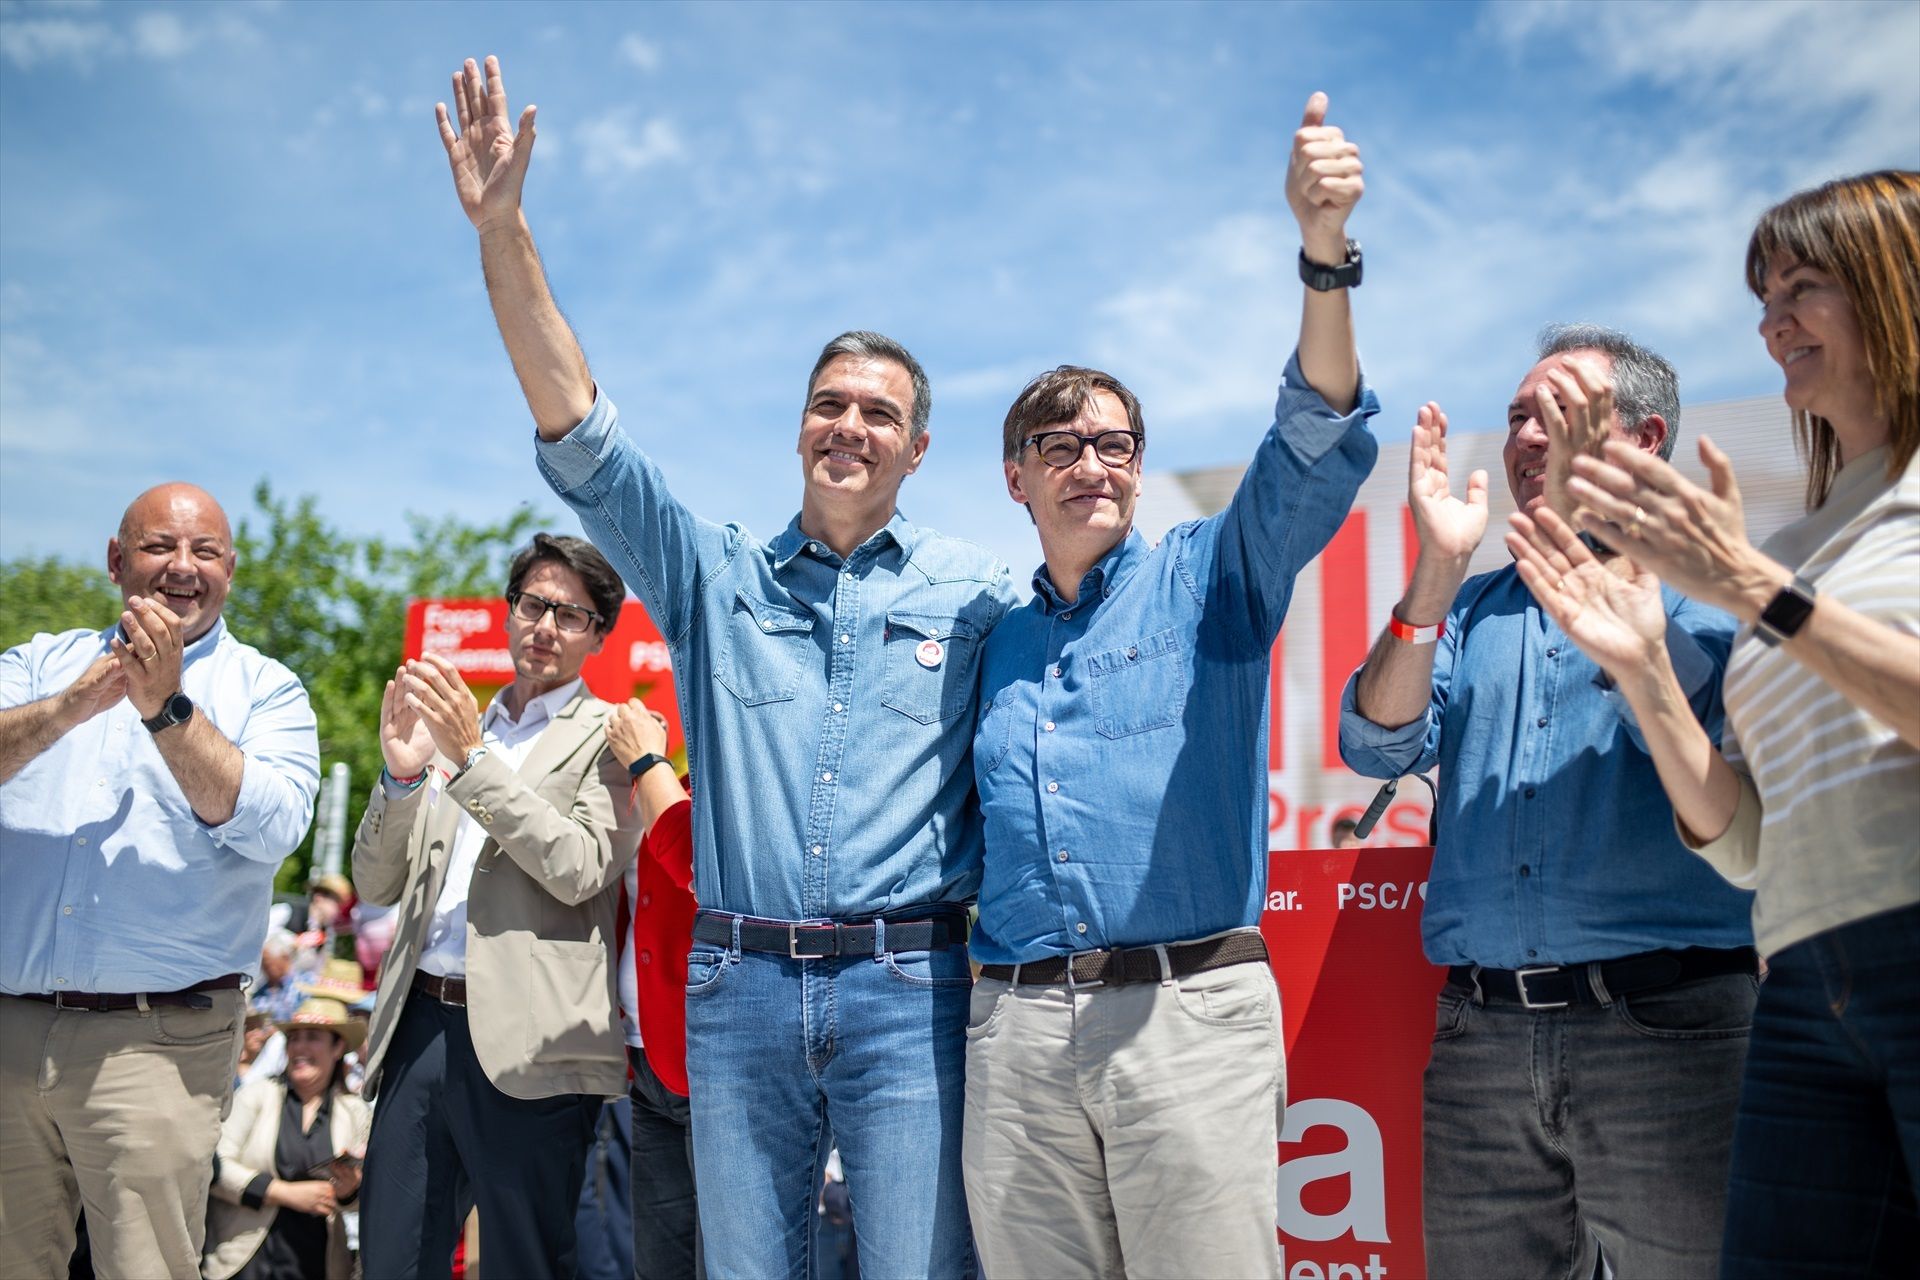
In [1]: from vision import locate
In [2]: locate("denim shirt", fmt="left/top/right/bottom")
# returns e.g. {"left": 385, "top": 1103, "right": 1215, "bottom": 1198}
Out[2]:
{"left": 1337, "top": 565, "right": 1754, "bottom": 968}
{"left": 0, "top": 619, "right": 320, "bottom": 994}
{"left": 972, "top": 352, "right": 1379, "bottom": 966}
{"left": 537, "top": 392, "right": 1016, "bottom": 920}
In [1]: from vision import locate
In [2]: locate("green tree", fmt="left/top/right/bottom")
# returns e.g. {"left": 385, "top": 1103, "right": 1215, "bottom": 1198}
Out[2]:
{"left": 0, "top": 482, "right": 549, "bottom": 893}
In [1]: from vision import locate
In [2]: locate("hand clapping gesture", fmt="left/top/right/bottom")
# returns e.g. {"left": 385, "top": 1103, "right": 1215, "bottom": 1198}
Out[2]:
{"left": 1408, "top": 402, "right": 1489, "bottom": 564}
{"left": 1506, "top": 506, "right": 1669, "bottom": 678}
{"left": 378, "top": 666, "right": 436, "bottom": 780}
{"left": 1536, "top": 358, "right": 1618, "bottom": 524}
{"left": 396, "top": 655, "right": 483, "bottom": 766}
{"left": 606, "top": 698, "right": 670, "bottom": 771}
{"left": 110, "top": 596, "right": 185, "bottom": 721}
{"left": 437, "top": 55, "right": 537, "bottom": 233}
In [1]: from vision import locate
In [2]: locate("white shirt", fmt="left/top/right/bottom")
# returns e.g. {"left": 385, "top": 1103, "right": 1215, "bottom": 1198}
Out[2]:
{"left": 618, "top": 858, "right": 643, "bottom": 1048}
{"left": 416, "top": 679, "right": 582, "bottom": 978}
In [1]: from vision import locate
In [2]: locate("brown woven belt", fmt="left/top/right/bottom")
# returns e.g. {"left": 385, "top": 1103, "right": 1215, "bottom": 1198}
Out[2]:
{"left": 14, "top": 972, "right": 245, "bottom": 1012}
{"left": 413, "top": 971, "right": 468, "bottom": 1007}
{"left": 980, "top": 930, "right": 1270, "bottom": 987}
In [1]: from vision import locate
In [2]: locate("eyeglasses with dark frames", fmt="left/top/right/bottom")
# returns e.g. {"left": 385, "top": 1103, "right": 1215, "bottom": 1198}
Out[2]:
{"left": 506, "top": 590, "right": 604, "bottom": 634}
{"left": 1022, "top": 429, "right": 1144, "bottom": 469}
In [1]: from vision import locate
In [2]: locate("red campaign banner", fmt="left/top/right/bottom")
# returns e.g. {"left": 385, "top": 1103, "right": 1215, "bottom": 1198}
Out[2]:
{"left": 1264, "top": 846, "right": 1444, "bottom": 1280}
{"left": 403, "top": 598, "right": 685, "bottom": 760}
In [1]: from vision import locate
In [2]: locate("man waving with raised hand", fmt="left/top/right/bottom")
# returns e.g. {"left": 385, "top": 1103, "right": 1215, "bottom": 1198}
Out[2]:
{"left": 961, "top": 93, "right": 1378, "bottom": 1279}
{"left": 435, "top": 56, "right": 1013, "bottom": 1280}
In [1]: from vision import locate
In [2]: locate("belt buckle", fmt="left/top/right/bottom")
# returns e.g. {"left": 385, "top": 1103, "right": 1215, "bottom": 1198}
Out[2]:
{"left": 1514, "top": 966, "right": 1568, "bottom": 1011}
{"left": 441, "top": 980, "right": 466, "bottom": 1009}
{"left": 51, "top": 991, "right": 97, "bottom": 1012}
{"left": 788, "top": 923, "right": 839, "bottom": 960}
{"left": 1064, "top": 952, "right": 1104, "bottom": 991}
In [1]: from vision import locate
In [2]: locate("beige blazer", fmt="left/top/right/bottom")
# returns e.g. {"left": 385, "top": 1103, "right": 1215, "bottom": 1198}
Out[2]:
{"left": 202, "top": 1077, "right": 371, "bottom": 1280}
{"left": 351, "top": 686, "right": 642, "bottom": 1101}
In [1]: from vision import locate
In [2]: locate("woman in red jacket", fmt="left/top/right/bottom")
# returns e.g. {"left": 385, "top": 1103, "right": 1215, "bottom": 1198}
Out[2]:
{"left": 607, "top": 698, "right": 702, "bottom": 1280}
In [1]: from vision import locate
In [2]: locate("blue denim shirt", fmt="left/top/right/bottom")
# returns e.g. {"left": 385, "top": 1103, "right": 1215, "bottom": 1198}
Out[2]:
{"left": 537, "top": 392, "right": 1015, "bottom": 920}
{"left": 0, "top": 619, "right": 320, "bottom": 994}
{"left": 1338, "top": 565, "right": 1754, "bottom": 968}
{"left": 972, "top": 352, "right": 1380, "bottom": 965}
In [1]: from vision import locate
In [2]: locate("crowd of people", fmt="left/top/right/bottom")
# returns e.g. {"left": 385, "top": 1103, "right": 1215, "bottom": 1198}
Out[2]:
{"left": 0, "top": 47, "right": 1913, "bottom": 1280}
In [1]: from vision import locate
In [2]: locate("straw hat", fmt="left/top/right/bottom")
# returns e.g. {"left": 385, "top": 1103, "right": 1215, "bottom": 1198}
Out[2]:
{"left": 299, "top": 958, "right": 369, "bottom": 1005}
{"left": 276, "top": 997, "right": 367, "bottom": 1052}
{"left": 307, "top": 873, "right": 353, "bottom": 903}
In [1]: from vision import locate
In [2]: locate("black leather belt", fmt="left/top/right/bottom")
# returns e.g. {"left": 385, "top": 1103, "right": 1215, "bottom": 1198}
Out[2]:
{"left": 1451, "top": 946, "right": 1757, "bottom": 1011}
{"left": 14, "top": 972, "right": 245, "bottom": 1012}
{"left": 693, "top": 909, "right": 969, "bottom": 958}
{"left": 413, "top": 971, "right": 468, "bottom": 1007}
{"left": 980, "top": 930, "right": 1270, "bottom": 988}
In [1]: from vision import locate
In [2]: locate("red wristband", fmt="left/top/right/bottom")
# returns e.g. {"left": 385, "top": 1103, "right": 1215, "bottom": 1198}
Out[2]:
{"left": 1388, "top": 613, "right": 1444, "bottom": 645}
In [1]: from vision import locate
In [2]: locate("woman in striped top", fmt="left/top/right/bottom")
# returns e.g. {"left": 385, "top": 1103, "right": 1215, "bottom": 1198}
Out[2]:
{"left": 1504, "top": 169, "right": 1920, "bottom": 1277}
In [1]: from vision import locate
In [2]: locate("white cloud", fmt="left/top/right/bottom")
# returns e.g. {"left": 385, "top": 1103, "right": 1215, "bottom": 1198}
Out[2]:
{"left": 130, "top": 11, "right": 192, "bottom": 59}
{"left": 576, "top": 109, "right": 684, "bottom": 178}
{"left": 618, "top": 32, "right": 661, "bottom": 72}
{"left": 0, "top": 16, "right": 117, "bottom": 69}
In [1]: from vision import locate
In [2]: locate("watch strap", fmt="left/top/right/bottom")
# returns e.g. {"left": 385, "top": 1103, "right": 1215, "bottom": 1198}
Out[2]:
{"left": 1754, "top": 574, "right": 1817, "bottom": 647}
{"left": 628, "top": 752, "right": 673, "bottom": 779}
{"left": 1298, "top": 238, "right": 1363, "bottom": 291}
{"left": 142, "top": 691, "right": 193, "bottom": 733}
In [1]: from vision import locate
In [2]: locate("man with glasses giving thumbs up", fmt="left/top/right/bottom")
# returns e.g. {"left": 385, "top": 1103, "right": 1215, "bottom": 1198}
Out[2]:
{"left": 961, "top": 94, "right": 1378, "bottom": 1278}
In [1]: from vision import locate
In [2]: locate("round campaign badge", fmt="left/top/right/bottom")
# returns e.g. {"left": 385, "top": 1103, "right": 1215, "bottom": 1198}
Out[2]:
{"left": 916, "top": 638, "right": 945, "bottom": 669}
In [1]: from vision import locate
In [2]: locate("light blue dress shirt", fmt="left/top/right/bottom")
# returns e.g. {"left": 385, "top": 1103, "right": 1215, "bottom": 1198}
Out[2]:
{"left": 1337, "top": 565, "right": 1754, "bottom": 968}
{"left": 1, "top": 619, "right": 320, "bottom": 994}
{"left": 972, "top": 352, "right": 1379, "bottom": 966}
{"left": 537, "top": 391, "right": 1016, "bottom": 920}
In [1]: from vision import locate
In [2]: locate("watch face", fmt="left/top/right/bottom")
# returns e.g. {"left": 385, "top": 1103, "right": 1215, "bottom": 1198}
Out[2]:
{"left": 166, "top": 692, "right": 193, "bottom": 721}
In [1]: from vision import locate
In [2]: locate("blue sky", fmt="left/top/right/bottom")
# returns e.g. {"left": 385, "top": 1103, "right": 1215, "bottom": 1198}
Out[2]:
{"left": 3, "top": 0, "right": 1916, "bottom": 583}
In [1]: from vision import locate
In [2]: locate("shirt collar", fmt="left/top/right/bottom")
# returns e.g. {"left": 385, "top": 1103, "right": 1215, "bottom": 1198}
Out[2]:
{"left": 770, "top": 511, "right": 914, "bottom": 571}
{"left": 486, "top": 677, "right": 582, "bottom": 733}
{"left": 1030, "top": 529, "right": 1147, "bottom": 615}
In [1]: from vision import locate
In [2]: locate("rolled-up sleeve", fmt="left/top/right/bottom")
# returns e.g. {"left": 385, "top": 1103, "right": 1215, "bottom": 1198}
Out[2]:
{"left": 1338, "top": 666, "right": 1439, "bottom": 779}
{"left": 210, "top": 661, "right": 320, "bottom": 864}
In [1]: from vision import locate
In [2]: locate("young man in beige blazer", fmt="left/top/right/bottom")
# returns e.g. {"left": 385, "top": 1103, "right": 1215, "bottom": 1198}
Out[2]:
{"left": 351, "top": 533, "right": 644, "bottom": 1280}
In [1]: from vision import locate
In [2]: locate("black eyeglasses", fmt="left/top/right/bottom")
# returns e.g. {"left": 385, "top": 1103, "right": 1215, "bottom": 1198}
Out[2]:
{"left": 1022, "top": 429, "right": 1143, "bottom": 469}
{"left": 506, "top": 590, "right": 604, "bottom": 634}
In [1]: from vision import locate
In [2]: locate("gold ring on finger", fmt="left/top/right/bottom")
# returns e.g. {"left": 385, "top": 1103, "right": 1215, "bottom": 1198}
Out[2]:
{"left": 1629, "top": 505, "right": 1648, "bottom": 537}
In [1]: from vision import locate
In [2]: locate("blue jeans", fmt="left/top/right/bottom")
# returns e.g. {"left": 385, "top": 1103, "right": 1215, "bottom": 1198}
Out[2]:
{"left": 1422, "top": 969, "right": 1755, "bottom": 1279}
{"left": 1720, "top": 903, "right": 1920, "bottom": 1278}
{"left": 684, "top": 929, "right": 973, "bottom": 1280}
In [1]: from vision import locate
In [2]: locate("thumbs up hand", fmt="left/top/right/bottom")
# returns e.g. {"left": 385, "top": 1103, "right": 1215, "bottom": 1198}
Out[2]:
{"left": 1287, "top": 92, "right": 1364, "bottom": 263}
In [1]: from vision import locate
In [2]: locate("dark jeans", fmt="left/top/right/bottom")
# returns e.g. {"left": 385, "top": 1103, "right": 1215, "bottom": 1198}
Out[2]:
{"left": 576, "top": 1096, "right": 635, "bottom": 1280}
{"left": 1720, "top": 903, "right": 1920, "bottom": 1278}
{"left": 1422, "top": 969, "right": 1755, "bottom": 1279}
{"left": 359, "top": 991, "right": 601, "bottom": 1280}
{"left": 628, "top": 1045, "right": 703, "bottom": 1280}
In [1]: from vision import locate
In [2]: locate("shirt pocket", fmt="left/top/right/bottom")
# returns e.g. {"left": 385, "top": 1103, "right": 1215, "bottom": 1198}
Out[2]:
{"left": 713, "top": 590, "right": 817, "bottom": 707}
{"left": 880, "top": 611, "right": 984, "bottom": 725}
{"left": 1086, "top": 627, "right": 1187, "bottom": 739}
{"left": 975, "top": 689, "right": 1015, "bottom": 774}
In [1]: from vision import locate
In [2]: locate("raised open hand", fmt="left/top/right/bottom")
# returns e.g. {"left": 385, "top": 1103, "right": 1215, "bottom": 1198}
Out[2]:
{"left": 1506, "top": 506, "right": 1667, "bottom": 678}
{"left": 436, "top": 55, "right": 537, "bottom": 232}
{"left": 1407, "top": 402, "right": 1488, "bottom": 563}
{"left": 1538, "top": 357, "right": 1615, "bottom": 523}
{"left": 379, "top": 665, "right": 435, "bottom": 779}
{"left": 1287, "top": 92, "right": 1364, "bottom": 263}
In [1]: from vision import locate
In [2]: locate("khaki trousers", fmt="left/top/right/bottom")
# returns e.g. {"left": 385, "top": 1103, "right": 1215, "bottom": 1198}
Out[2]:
{"left": 961, "top": 943, "right": 1286, "bottom": 1280}
{"left": 0, "top": 989, "right": 243, "bottom": 1279}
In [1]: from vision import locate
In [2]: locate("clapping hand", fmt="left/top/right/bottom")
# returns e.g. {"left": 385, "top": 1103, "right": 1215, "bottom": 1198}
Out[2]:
{"left": 399, "top": 655, "right": 483, "bottom": 764}
{"left": 379, "top": 667, "right": 436, "bottom": 779}
{"left": 58, "top": 653, "right": 128, "bottom": 729}
{"left": 1408, "top": 402, "right": 1489, "bottom": 563}
{"left": 606, "top": 697, "right": 669, "bottom": 770}
{"left": 1507, "top": 506, "right": 1668, "bottom": 678}
{"left": 1537, "top": 358, "right": 1617, "bottom": 524}
{"left": 436, "top": 55, "right": 537, "bottom": 233}
{"left": 110, "top": 596, "right": 184, "bottom": 720}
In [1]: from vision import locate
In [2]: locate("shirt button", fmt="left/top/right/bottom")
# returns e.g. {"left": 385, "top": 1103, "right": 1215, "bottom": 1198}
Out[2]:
{"left": 640, "top": 951, "right": 652, "bottom": 965}
{"left": 1127, "top": 646, "right": 1138, "bottom": 660}
{"left": 55, "top": 977, "right": 67, "bottom": 986}
{"left": 1062, "top": 611, "right": 1073, "bottom": 621}
{"left": 1527, "top": 949, "right": 1539, "bottom": 959}
{"left": 1047, "top": 781, "right": 1060, "bottom": 793}
{"left": 1052, "top": 665, "right": 1062, "bottom": 678}
{"left": 1057, "top": 850, "right": 1069, "bottom": 862}
{"left": 62, "top": 905, "right": 73, "bottom": 915}
{"left": 822, "top": 771, "right": 834, "bottom": 782}
{"left": 640, "top": 894, "right": 651, "bottom": 907}
{"left": 761, "top": 619, "right": 776, "bottom": 631}
{"left": 1519, "top": 865, "right": 1531, "bottom": 878}
{"left": 811, "top": 844, "right": 823, "bottom": 856}
{"left": 839, "top": 634, "right": 851, "bottom": 644}
{"left": 1524, "top": 788, "right": 1537, "bottom": 799}
{"left": 1546, "top": 648, "right": 1559, "bottom": 658}
{"left": 810, "top": 542, "right": 825, "bottom": 554}
{"left": 96, "top": 778, "right": 107, "bottom": 787}
{"left": 1075, "top": 922, "right": 1088, "bottom": 934}
{"left": 1044, "top": 721, "right": 1055, "bottom": 732}
{"left": 833, "top": 702, "right": 844, "bottom": 713}
{"left": 76, "top": 837, "right": 88, "bottom": 846}
{"left": 1536, "top": 717, "right": 1548, "bottom": 728}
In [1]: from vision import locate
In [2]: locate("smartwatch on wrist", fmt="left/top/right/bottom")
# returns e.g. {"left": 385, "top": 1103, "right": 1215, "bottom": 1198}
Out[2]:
{"left": 142, "top": 691, "right": 194, "bottom": 734}
{"left": 627, "top": 752, "right": 673, "bottom": 780}
{"left": 455, "top": 745, "right": 489, "bottom": 777}
{"left": 1754, "top": 575, "right": 1817, "bottom": 647}
{"left": 1299, "top": 239, "right": 1363, "bottom": 292}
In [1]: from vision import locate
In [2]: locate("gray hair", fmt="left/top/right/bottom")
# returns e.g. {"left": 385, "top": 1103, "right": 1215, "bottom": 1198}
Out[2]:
{"left": 261, "top": 930, "right": 296, "bottom": 961}
{"left": 1537, "top": 323, "right": 1680, "bottom": 460}
{"left": 805, "top": 331, "right": 931, "bottom": 440}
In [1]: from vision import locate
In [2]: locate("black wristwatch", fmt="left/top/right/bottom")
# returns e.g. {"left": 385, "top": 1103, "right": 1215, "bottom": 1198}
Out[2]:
{"left": 142, "top": 691, "right": 194, "bottom": 734}
{"left": 627, "top": 752, "right": 673, "bottom": 780}
{"left": 1754, "top": 575, "right": 1817, "bottom": 647}
{"left": 1299, "top": 239, "right": 1363, "bottom": 291}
